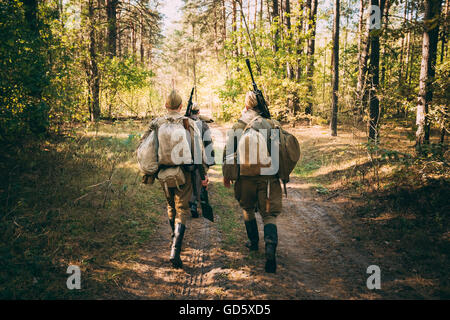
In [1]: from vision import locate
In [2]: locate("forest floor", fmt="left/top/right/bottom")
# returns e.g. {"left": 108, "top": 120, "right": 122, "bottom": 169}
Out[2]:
{"left": 102, "top": 122, "right": 449, "bottom": 300}
{"left": 1, "top": 120, "right": 448, "bottom": 299}
{"left": 111, "top": 170, "right": 378, "bottom": 299}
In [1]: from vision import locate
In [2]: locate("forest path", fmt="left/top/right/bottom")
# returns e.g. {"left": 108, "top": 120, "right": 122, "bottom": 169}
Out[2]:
{"left": 117, "top": 123, "right": 383, "bottom": 299}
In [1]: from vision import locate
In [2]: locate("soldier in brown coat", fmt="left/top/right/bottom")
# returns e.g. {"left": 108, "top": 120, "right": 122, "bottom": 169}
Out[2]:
{"left": 142, "top": 90, "right": 209, "bottom": 269}
{"left": 188, "top": 103, "right": 215, "bottom": 218}
{"left": 223, "top": 91, "right": 282, "bottom": 273}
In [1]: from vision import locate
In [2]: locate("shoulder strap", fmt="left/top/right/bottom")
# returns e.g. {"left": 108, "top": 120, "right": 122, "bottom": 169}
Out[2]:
{"left": 183, "top": 118, "right": 195, "bottom": 165}
{"left": 243, "top": 115, "right": 263, "bottom": 133}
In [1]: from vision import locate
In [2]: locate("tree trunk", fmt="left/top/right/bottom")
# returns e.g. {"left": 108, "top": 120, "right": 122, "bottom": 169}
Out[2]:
{"left": 254, "top": 0, "right": 258, "bottom": 30}
{"left": 441, "top": 0, "right": 449, "bottom": 63}
{"left": 57, "top": 0, "right": 63, "bottom": 26}
{"left": 214, "top": 6, "right": 219, "bottom": 61}
{"left": 140, "top": 14, "right": 145, "bottom": 63}
{"left": 23, "top": 0, "right": 38, "bottom": 32}
{"left": 305, "top": 0, "right": 318, "bottom": 115}
{"left": 280, "top": 0, "right": 284, "bottom": 26}
{"left": 330, "top": 0, "right": 340, "bottom": 137}
{"left": 285, "top": 0, "right": 291, "bottom": 33}
{"left": 367, "top": 0, "right": 385, "bottom": 142}
{"left": 399, "top": 0, "right": 408, "bottom": 83}
{"left": 131, "top": 22, "right": 136, "bottom": 57}
{"left": 408, "top": 5, "right": 419, "bottom": 87}
{"left": 248, "top": 0, "right": 251, "bottom": 29}
{"left": 357, "top": 0, "right": 370, "bottom": 115}
{"left": 222, "top": 0, "right": 227, "bottom": 44}
{"left": 405, "top": 3, "right": 413, "bottom": 86}
{"left": 147, "top": 44, "right": 152, "bottom": 68}
{"left": 259, "top": 0, "right": 263, "bottom": 26}
{"left": 305, "top": 0, "right": 311, "bottom": 33}
{"left": 233, "top": 0, "right": 238, "bottom": 57}
{"left": 106, "top": 0, "right": 118, "bottom": 58}
{"left": 272, "top": 0, "right": 279, "bottom": 53}
{"left": 380, "top": 1, "right": 392, "bottom": 116}
{"left": 238, "top": 0, "right": 262, "bottom": 73}
{"left": 296, "top": 0, "right": 305, "bottom": 81}
{"left": 416, "top": 0, "right": 443, "bottom": 148}
{"left": 285, "top": 0, "right": 294, "bottom": 79}
{"left": 88, "top": 0, "right": 100, "bottom": 121}
{"left": 240, "top": 2, "right": 244, "bottom": 55}
{"left": 440, "top": 0, "right": 449, "bottom": 142}
{"left": 117, "top": 9, "right": 122, "bottom": 57}
{"left": 192, "top": 23, "right": 198, "bottom": 102}
{"left": 381, "top": 2, "right": 391, "bottom": 88}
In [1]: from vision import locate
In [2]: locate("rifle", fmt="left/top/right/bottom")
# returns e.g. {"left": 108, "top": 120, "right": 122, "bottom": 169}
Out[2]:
{"left": 246, "top": 59, "right": 281, "bottom": 203}
{"left": 200, "top": 185, "right": 214, "bottom": 222}
{"left": 183, "top": 87, "right": 214, "bottom": 222}
{"left": 185, "top": 87, "right": 195, "bottom": 117}
{"left": 245, "top": 58, "right": 271, "bottom": 119}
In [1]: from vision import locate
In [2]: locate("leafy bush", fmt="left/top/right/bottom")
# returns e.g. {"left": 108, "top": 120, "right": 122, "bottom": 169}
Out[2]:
{"left": 0, "top": 0, "right": 50, "bottom": 142}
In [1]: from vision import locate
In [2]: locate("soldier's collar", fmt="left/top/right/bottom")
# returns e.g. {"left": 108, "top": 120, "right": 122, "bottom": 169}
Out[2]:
{"left": 239, "top": 108, "right": 260, "bottom": 124}
{"left": 166, "top": 110, "right": 183, "bottom": 117}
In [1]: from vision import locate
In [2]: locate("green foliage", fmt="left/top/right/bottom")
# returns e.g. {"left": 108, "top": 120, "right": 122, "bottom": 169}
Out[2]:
{"left": 1, "top": 0, "right": 164, "bottom": 144}
{"left": 0, "top": 0, "right": 51, "bottom": 142}
{"left": 100, "top": 56, "right": 159, "bottom": 117}
{"left": 218, "top": 7, "right": 318, "bottom": 122}
{"left": 42, "top": 4, "right": 89, "bottom": 128}
{"left": 216, "top": 78, "right": 243, "bottom": 120}
{"left": 101, "top": 56, "right": 152, "bottom": 93}
{"left": 429, "top": 60, "right": 450, "bottom": 135}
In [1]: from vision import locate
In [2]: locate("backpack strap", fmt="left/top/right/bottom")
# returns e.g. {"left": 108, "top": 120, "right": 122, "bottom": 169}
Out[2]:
{"left": 183, "top": 118, "right": 195, "bottom": 166}
{"left": 242, "top": 115, "right": 273, "bottom": 157}
{"left": 163, "top": 181, "right": 169, "bottom": 198}
{"left": 242, "top": 115, "right": 262, "bottom": 133}
{"left": 237, "top": 119, "right": 247, "bottom": 127}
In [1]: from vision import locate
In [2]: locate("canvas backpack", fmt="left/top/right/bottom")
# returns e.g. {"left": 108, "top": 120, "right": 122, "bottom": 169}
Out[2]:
{"left": 238, "top": 116, "right": 273, "bottom": 176}
{"left": 222, "top": 116, "right": 272, "bottom": 180}
{"left": 223, "top": 116, "right": 300, "bottom": 184}
{"left": 137, "top": 127, "right": 159, "bottom": 175}
{"left": 137, "top": 114, "right": 197, "bottom": 177}
{"left": 267, "top": 119, "right": 301, "bottom": 183}
{"left": 157, "top": 115, "right": 193, "bottom": 166}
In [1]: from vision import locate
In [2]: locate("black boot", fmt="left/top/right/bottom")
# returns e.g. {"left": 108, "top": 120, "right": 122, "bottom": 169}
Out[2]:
{"left": 244, "top": 219, "right": 259, "bottom": 251}
{"left": 169, "top": 218, "right": 175, "bottom": 247}
{"left": 190, "top": 201, "right": 199, "bottom": 218}
{"left": 170, "top": 223, "right": 186, "bottom": 269}
{"left": 264, "top": 224, "right": 278, "bottom": 273}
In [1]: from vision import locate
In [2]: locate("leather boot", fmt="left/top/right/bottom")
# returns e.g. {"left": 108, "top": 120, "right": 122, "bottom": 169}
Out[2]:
{"left": 169, "top": 218, "right": 175, "bottom": 247}
{"left": 190, "top": 201, "right": 199, "bottom": 218}
{"left": 264, "top": 224, "right": 278, "bottom": 273}
{"left": 170, "top": 223, "right": 186, "bottom": 269}
{"left": 244, "top": 219, "right": 259, "bottom": 251}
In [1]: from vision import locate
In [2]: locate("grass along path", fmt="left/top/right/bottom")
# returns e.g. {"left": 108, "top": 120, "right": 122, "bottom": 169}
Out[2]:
{"left": 1, "top": 120, "right": 447, "bottom": 299}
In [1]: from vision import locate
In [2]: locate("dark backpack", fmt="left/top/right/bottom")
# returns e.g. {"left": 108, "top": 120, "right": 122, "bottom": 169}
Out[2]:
{"left": 267, "top": 119, "right": 301, "bottom": 184}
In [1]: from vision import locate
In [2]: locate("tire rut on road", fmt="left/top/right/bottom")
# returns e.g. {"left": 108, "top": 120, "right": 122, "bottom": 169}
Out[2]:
{"left": 180, "top": 217, "right": 212, "bottom": 299}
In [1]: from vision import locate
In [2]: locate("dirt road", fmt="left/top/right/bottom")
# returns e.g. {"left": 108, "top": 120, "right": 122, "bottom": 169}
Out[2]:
{"left": 111, "top": 123, "right": 393, "bottom": 300}
{"left": 116, "top": 176, "right": 385, "bottom": 299}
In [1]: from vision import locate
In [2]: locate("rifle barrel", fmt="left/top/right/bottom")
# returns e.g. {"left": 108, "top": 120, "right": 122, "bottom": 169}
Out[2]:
{"left": 245, "top": 59, "right": 256, "bottom": 86}
{"left": 185, "top": 87, "right": 195, "bottom": 117}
